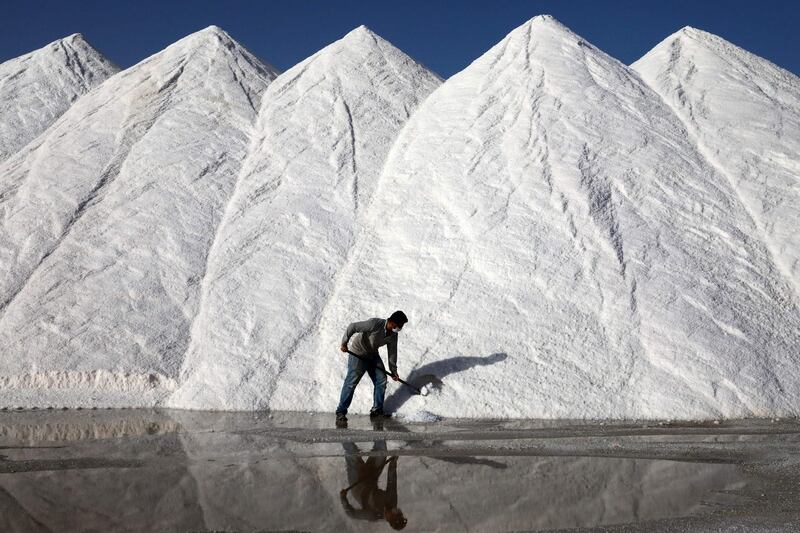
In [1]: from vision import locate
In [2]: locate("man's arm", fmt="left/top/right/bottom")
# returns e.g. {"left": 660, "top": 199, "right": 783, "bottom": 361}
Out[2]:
{"left": 387, "top": 336, "right": 398, "bottom": 376}
{"left": 341, "top": 319, "right": 374, "bottom": 351}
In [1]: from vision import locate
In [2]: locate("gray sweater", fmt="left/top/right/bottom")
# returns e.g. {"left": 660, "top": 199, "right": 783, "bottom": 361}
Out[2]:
{"left": 342, "top": 318, "right": 398, "bottom": 374}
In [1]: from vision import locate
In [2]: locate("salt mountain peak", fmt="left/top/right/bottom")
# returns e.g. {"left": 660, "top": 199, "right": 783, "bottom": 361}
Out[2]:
{"left": 648, "top": 25, "right": 769, "bottom": 61}
{"left": 8, "top": 32, "right": 103, "bottom": 64}
{"left": 465, "top": 14, "right": 611, "bottom": 78}
{"left": 61, "top": 33, "right": 87, "bottom": 43}
{"left": 650, "top": 26, "right": 717, "bottom": 52}
{"left": 344, "top": 24, "right": 374, "bottom": 37}
{"left": 173, "top": 24, "right": 241, "bottom": 49}
{"left": 497, "top": 14, "right": 600, "bottom": 58}
{"left": 520, "top": 14, "right": 576, "bottom": 36}
{"left": 281, "top": 23, "right": 433, "bottom": 77}
{"left": 335, "top": 24, "right": 397, "bottom": 52}
{"left": 133, "top": 24, "right": 279, "bottom": 80}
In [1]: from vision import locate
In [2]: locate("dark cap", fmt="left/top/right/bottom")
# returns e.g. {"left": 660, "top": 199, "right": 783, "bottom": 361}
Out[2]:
{"left": 388, "top": 310, "right": 408, "bottom": 324}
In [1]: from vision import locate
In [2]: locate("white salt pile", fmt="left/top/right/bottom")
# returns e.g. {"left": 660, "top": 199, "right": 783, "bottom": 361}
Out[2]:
{"left": 0, "top": 17, "right": 797, "bottom": 420}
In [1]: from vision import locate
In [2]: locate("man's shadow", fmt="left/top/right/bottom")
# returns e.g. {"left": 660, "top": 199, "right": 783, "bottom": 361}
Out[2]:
{"left": 384, "top": 352, "right": 508, "bottom": 413}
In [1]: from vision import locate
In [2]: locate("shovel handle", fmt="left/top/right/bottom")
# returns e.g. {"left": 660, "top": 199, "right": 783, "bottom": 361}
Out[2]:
{"left": 346, "top": 350, "right": 422, "bottom": 394}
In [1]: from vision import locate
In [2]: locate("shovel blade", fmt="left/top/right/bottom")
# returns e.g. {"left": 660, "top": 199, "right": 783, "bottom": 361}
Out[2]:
{"left": 411, "top": 374, "right": 443, "bottom": 395}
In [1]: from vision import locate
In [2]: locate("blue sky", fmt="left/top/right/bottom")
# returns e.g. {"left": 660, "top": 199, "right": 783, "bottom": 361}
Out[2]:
{"left": 2, "top": 0, "right": 798, "bottom": 77}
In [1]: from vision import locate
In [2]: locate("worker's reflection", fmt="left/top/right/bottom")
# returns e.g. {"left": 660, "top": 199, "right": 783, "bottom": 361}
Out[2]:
{"left": 340, "top": 440, "right": 407, "bottom": 530}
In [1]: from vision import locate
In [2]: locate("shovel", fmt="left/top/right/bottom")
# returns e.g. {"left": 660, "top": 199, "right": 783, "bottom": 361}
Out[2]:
{"left": 346, "top": 350, "right": 429, "bottom": 396}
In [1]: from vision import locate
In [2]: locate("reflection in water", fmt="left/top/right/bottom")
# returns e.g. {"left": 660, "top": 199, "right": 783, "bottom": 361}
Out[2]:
{"left": 0, "top": 409, "right": 181, "bottom": 443}
{"left": 0, "top": 410, "right": 781, "bottom": 531}
{"left": 341, "top": 441, "right": 406, "bottom": 529}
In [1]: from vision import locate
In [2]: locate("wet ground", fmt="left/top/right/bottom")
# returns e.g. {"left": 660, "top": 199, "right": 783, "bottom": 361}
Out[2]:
{"left": 0, "top": 410, "right": 798, "bottom": 532}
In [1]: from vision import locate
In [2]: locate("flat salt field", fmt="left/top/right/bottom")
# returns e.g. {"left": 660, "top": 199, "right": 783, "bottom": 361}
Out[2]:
{"left": 0, "top": 410, "right": 799, "bottom": 532}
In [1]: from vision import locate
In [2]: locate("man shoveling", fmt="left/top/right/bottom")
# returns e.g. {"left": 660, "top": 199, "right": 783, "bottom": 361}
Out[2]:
{"left": 336, "top": 311, "right": 408, "bottom": 424}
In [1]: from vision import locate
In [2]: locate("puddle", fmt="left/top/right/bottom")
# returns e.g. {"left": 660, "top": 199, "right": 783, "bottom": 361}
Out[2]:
{"left": 0, "top": 410, "right": 798, "bottom": 532}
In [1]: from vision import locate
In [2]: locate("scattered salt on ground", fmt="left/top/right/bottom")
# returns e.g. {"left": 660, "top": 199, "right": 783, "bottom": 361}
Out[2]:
{"left": 397, "top": 410, "right": 442, "bottom": 423}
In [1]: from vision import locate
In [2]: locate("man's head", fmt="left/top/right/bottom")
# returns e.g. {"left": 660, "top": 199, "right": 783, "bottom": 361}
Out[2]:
{"left": 384, "top": 507, "right": 407, "bottom": 530}
{"left": 386, "top": 310, "right": 408, "bottom": 333}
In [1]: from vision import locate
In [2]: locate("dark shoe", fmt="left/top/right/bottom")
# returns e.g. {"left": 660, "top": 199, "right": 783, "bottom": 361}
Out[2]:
{"left": 335, "top": 412, "right": 347, "bottom": 428}
{"left": 369, "top": 409, "right": 391, "bottom": 419}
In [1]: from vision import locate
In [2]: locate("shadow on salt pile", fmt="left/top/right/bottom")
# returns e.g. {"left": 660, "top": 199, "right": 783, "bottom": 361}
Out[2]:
{"left": 385, "top": 352, "right": 508, "bottom": 413}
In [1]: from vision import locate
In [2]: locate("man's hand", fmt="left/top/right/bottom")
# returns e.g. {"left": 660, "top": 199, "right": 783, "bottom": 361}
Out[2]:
{"left": 391, "top": 373, "right": 400, "bottom": 382}
{"left": 340, "top": 343, "right": 348, "bottom": 353}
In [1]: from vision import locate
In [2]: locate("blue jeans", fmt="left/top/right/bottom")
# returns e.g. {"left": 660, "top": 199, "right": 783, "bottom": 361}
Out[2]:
{"left": 336, "top": 352, "right": 387, "bottom": 414}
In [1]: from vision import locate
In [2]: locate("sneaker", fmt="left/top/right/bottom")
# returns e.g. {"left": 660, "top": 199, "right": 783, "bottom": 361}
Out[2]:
{"left": 369, "top": 409, "right": 391, "bottom": 419}
{"left": 335, "top": 412, "right": 347, "bottom": 428}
